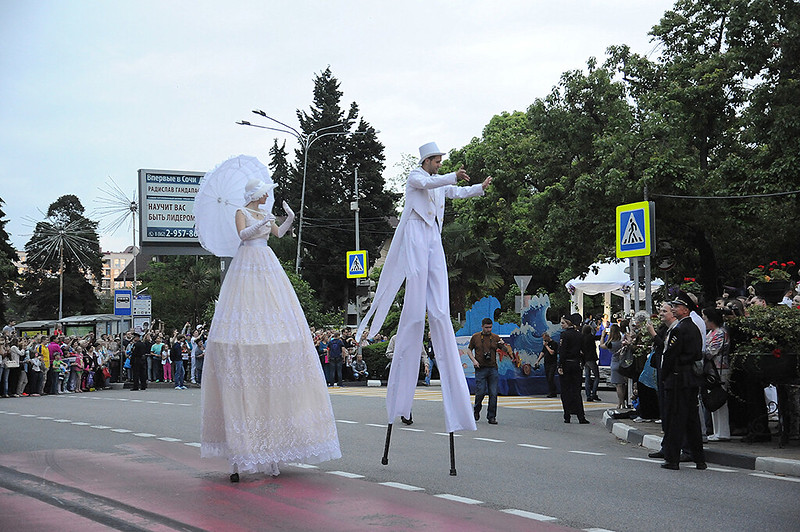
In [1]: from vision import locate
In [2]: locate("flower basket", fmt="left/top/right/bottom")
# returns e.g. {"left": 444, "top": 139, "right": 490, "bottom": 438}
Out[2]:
{"left": 754, "top": 280, "right": 791, "bottom": 305}
{"left": 729, "top": 305, "right": 800, "bottom": 384}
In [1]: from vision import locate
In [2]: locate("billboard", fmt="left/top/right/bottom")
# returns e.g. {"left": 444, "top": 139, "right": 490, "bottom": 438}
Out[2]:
{"left": 138, "top": 169, "right": 207, "bottom": 254}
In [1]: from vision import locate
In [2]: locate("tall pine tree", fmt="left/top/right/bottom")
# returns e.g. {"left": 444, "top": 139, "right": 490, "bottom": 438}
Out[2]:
{"left": 0, "top": 197, "right": 18, "bottom": 324}
{"left": 281, "top": 67, "right": 398, "bottom": 310}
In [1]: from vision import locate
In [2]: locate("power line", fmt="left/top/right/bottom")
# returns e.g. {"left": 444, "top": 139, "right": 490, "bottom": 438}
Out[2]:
{"left": 652, "top": 189, "right": 800, "bottom": 200}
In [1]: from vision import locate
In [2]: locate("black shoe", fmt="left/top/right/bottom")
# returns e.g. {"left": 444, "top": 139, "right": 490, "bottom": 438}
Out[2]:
{"left": 695, "top": 462, "right": 708, "bottom": 470}
{"left": 546, "top": 394, "right": 557, "bottom": 398}
{"left": 578, "top": 418, "right": 590, "bottom": 424}
{"left": 564, "top": 417, "right": 571, "bottom": 423}
{"left": 230, "top": 473, "right": 239, "bottom": 483}
{"left": 661, "top": 462, "right": 679, "bottom": 470}
{"left": 648, "top": 450, "right": 665, "bottom": 459}
{"left": 474, "top": 410, "right": 480, "bottom": 421}
{"left": 400, "top": 416, "right": 413, "bottom": 425}
{"left": 488, "top": 418, "right": 498, "bottom": 425}
{"left": 592, "top": 396, "right": 601, "bottom": 401}
{"left": 679, "top": 452, "right": 693, "bottom": 463}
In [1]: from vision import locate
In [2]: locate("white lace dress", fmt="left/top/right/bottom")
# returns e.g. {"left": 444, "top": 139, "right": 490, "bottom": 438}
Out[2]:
{"left": 200, "top": 209, "right": 341, "bottom": 475}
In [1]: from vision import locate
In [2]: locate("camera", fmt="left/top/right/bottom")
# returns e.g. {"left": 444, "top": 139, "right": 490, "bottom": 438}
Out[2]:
{"left": 483, "top": 352, "right": 492, "bottom": 362}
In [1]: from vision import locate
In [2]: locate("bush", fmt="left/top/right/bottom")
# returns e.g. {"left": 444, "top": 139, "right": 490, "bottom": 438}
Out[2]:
{"left": 361, "top": 341, "right": 389, "bottom": 380}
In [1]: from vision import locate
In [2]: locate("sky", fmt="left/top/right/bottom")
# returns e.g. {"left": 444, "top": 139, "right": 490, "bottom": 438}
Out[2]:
{"left": 0, "top": 0, "right": 676, "bottom": 252}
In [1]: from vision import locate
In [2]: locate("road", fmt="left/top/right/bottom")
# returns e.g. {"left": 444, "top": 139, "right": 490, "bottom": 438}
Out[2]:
{"left": 1, "top": 386, "right": 798, "bottom": 531}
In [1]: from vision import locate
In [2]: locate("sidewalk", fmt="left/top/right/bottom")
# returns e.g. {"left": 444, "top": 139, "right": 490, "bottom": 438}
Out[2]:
{"left": 602, "top": 410, "right": 800, "bottom": 477}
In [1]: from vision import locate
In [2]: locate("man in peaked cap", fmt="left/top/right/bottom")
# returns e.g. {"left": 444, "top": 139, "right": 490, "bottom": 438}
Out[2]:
{"left": 358, "top": 142, "right": 491, "bottom": 434}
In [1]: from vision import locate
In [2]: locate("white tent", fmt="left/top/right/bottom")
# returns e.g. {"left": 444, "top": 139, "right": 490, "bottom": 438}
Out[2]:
{"left": 565, "top": 260, "right": 663, "bottom": 318}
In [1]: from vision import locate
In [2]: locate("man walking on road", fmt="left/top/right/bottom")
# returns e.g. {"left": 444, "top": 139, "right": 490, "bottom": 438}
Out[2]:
{"left": 468, "top": 318, "right": 505, "bottom": 424}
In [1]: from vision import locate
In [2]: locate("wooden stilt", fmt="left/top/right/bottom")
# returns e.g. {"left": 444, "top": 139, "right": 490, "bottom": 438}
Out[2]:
{"left": 381, "top": 423, "right": 393, "bottom": 465}
{"left": 449, "top": 432, "right": 457, "bottom": 476}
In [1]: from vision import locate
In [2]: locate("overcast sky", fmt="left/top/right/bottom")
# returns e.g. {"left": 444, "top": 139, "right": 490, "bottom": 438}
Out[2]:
{"left": 0, "top": 0, "right": 675, "bottom": 252}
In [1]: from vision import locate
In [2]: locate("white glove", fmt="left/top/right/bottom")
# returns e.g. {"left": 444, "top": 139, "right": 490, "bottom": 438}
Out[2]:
{"left": 276, "top": 201, "right": 295, "bottom": 238}
{"left": 238, "top": 216, "right": 270, "bottom": 240}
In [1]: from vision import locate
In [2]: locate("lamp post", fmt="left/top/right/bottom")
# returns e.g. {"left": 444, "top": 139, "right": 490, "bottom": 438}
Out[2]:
{"left": 237, "top": 110, "right": 371, "bottom": 275}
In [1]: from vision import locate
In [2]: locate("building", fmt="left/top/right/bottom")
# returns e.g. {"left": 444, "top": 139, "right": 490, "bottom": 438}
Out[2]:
{"left": 100, "top": 246, "right": 136, "bottom": 294}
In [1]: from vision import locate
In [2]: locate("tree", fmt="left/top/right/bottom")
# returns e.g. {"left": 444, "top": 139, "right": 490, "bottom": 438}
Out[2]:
{"left": 0, "top": 197, "right": 19, "bottom": 324}
{"left": 19, "top": 195, "right": 102, "bottom": 319}
{"left": 281, "top": 67, "right": 398, "bottom": 310}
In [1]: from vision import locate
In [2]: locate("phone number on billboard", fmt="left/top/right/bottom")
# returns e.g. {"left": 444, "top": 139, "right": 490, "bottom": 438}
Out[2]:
{"left": 147, "top": 228, "right": 197, "bottom": 238}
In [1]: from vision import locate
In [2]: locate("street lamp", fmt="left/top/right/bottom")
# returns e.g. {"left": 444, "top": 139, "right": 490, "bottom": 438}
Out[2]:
{"left": 237, "top": 110, "right": 372, "bottom": 275}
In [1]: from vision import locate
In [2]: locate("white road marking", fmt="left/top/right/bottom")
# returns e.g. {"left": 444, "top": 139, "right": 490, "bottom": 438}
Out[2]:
{"left": 569, "top": 451, "right": 605, "bottom": 456}
{"left": 336, "top": 419, "right": 358, "bottom": 424}
{"left": 750, "top": 473, "right": 800, "bottom": 483}
{"left": 501, "top": 509, "right": 558, "bottom": 521}
{"left": 518, "top": 444, "right": 551, "bottom": 450}
{"left": 53, "top": 419, "right": 72, "bottom": 423}
{"left": 288, "top": 463, "right": 318, "bottom": 469}
{"left": 434, "top": 494, "right": 483, "bottom": 504}
{"left": 625, "top": 457, "right": 661, "bottom": 464}
{"left": 474, "top": 437, "right": 505, "bottom": 443}
{"left": 327, "top": 471, "right": 365, "bottom": 479}
{"left": 400, "top": 427, "right": 424, "bottom": 432}
{"left": 134, "top": 433, "right": 157, "bottom": 438}
{"left": 185, "top": 442, "right": 201, "bottom": 447}
{"left": 110, "top": 428, "right": 132, "bottom": 433}
{"left": 379, "top": 482, "right": 424, "bottom": 491}
{"left": 37, "top": 416, "right": 53, "bottom": 420}
{"left": 157, "top": 437, "right": 182, "bottom": 442}
{"left": 434, "top": 432, "right": 462, "bottom": 437}
{"left": 90, "top": 425, "right": 112, "bottom": 429}
{"left": 71, "top": 422, "right": 90, "bottom": 426}
{"left": 366, "top": 423, "right": 386, "bottom": 428}
{"left": 708, "top": 467, "right": 736, "bottom": 473}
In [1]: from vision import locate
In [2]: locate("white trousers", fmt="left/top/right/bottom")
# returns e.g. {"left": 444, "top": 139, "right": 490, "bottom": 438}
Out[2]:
{"left": 386, "top": 219, "right": 477, "bottom": 433}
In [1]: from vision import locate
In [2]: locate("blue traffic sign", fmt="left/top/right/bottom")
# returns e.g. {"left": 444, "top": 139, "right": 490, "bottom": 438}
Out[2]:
{"left": 346, "top": 250, "right": 368, "bottom": 279}
{"left": 616, "top": 201, "right": 653, "bottom": 258}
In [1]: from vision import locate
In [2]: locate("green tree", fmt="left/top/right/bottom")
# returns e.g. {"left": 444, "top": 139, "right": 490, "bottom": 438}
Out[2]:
{"left": 0, "top": 198, "right": 17, "bottom": 324}
{"left": 282, "top": 67, "right": 398, "bottom": 310}
{"left": 19, "top": 195, "right": 102, "bottom": 319}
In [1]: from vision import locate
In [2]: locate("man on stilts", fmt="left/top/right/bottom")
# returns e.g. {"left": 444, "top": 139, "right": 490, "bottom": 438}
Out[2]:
{"left": 357, "top": 142, "right": 491, "bottom": 474}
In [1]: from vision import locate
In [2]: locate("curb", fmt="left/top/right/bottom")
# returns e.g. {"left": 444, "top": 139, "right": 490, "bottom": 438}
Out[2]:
{"left": 602, "top": 411, "right": 800, "bottom": 478}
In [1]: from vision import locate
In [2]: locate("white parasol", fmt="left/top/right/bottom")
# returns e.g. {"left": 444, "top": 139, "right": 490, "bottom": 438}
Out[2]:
{"left": 194, "top": 155, "right": 275, "bottom": 257}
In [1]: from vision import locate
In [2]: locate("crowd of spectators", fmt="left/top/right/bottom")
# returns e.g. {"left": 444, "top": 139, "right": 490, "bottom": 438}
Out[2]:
{"left": 0, "top": 321, "right": 209, "bottom": 397}
{"left": 313, "top": 327, "right": 389, "bottom": 386}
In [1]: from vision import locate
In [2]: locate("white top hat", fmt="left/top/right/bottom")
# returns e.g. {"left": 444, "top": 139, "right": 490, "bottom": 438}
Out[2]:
{"left": 418, "top": 142, "right": 446, "bottom": 165}
{"left": 244, "top": 177, "right": 276, "bottom": 204}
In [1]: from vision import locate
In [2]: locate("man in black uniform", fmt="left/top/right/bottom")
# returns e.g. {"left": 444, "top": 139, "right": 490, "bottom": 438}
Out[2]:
{"left": 660, "top": 298, "right": 707, "bottom": 470}
{"left": 557, "top": 313, "right": 589, "bottom": 424}
{"left": 129, "top": 332, "right": 148, "bottom": 391}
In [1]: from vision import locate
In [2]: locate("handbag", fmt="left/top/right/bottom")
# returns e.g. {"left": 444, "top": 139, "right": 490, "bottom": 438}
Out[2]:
{"left": 700, "top": 362, "right": 728, "bottom": 412}
{"left": 618, "top": 346, "right": 637, "bottom": 379}
{"left": 638, "top": 350, "right": 657, "bottom": 390}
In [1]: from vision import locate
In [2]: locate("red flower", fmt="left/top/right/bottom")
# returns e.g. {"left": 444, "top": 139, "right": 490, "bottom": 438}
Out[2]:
{"left": 770, "top": 261, "right": 779, "bottom": 265}
{"left": 758, "top": 265, "right": 764, "bottom": 269}
{"left": 788, "top": 261, "right": 796, "bottom": 267}
{"left": 772, "top": 348, "right": 782, "bottom": 358}
{"left": 781, "top": 263, "right": 786, "bottom": 267}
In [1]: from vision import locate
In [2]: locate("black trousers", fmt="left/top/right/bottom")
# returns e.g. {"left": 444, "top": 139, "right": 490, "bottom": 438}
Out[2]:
{"left": 663, "top": 385, "right": 705, "bottom": 464}
{"left": 560, "top": 361, "right": 586, "bottom": 420}
{"left": 131, "top": 359, "right": 147, "bottom": 390}
{"left": 544, "top": 361, "right": 558, "bottom": 395}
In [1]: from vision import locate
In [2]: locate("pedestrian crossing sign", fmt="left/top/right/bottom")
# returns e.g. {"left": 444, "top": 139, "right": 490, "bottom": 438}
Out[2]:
{"left": 616, "top": 201, "right": 653, "bottom": 258}
{"left": 346, "top": 250, "right": 368, "bottom": 278}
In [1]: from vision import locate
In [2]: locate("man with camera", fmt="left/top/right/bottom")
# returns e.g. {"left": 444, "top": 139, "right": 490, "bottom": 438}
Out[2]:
{"left": 469, "top": 318, "right": 506, "bottom": 425}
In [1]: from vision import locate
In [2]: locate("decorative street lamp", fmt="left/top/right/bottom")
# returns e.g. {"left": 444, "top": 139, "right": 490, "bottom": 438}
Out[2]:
{"left": 237, "top": 110, "right": 372, "bottom": 275}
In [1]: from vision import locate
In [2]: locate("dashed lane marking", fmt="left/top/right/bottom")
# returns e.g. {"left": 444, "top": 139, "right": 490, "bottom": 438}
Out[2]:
{"left": 569, "top": 451, "right": 606, "bottom": 456}
{"left": 379, "top": 481, "right": 424, "bottom": 491}
{"left": 434, "top": 494, "right": 483, "bottom": 504}
{"left": 474, "top": 437, "right": 505, "bottom": 443}
{"left": 501, "top": 509, "right": 558, "bottom": 522}
{"left": 518, "top": 444, "right": 550, "bottom": 449}
{"left": 328, "top": 471, "right": 365, "bottom": 479}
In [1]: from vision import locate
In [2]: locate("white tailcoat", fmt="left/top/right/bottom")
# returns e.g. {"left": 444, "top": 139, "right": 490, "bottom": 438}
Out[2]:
{"left": 358, "top": 167, "right": 483, "bottom": 432}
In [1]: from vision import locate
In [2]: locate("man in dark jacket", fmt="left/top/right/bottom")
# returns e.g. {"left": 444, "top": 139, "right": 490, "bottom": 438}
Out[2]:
{"left": 557, "top": 313, "right": 588, "bottom": 424}
{"left": 129, "top": 332, "right": 148, "bottom": 391}
{"left": 659, "top": 298, "right": 707, "bottom": 470}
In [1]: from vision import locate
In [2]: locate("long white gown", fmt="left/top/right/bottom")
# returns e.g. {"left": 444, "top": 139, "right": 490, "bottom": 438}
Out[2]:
{"left": 201, "top": 209, "right": 341, "bottom": 475}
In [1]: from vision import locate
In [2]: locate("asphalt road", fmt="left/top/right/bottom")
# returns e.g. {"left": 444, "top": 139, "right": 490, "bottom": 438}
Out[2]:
{"left": 1, "top": 386, "right": 798, "bottom": 531}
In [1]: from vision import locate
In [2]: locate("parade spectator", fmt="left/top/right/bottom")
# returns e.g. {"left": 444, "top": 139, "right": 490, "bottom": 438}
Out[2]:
{"left": 149, "top": 334, "right": 165, "bottom": 382}
{"left": 327, "top": 332, "right": 346, "bottom": 387}
{"left": 352, "top": 353, "right": 368, "bottom": 381}
{"left": 601, "top": 324, "right": 626, "bottom": 409}
{"left": 535, "top": 332, "right": 559, "bottom": 398}
{"left": 581, "top": 325, "right": 600, "bottom": 402}
{"left": 703, "top": 307, "right": 731, "bottom": 442}
{"left": 194, "top": 338, "right": 205, "bottom": 385}
{"left": 424, "top": 331, "right": 437, "bottom": 386}
{"left": 15, "top": 337, "right": 30, "bottom": 396}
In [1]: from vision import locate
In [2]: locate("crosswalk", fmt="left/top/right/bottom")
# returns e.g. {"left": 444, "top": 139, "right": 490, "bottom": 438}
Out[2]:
{"left": 327, "top": 386, "right": 613, "bottom": 412}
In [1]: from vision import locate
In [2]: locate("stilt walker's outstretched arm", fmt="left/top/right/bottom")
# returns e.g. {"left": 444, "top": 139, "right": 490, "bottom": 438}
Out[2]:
{"left": 381, "top": 424, "right": 393, "bottom": 465}
{"left": 449, "top": 432, "right": 457, "bottom": 476}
